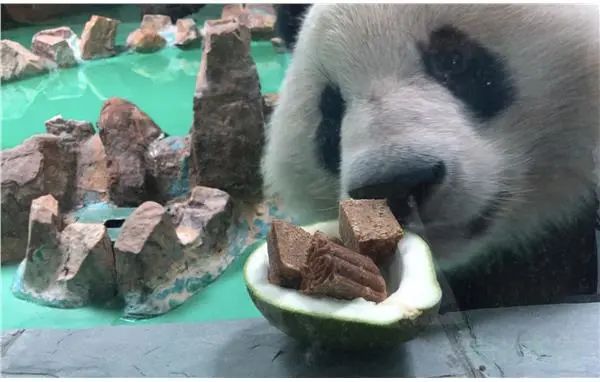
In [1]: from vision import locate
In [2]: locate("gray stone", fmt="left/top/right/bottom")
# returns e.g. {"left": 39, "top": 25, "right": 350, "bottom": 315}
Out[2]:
{"left": 1, "top": 134, "right": 76, "bottom": 264}
{"left": 97, "top": 97, "right": 163, "bottom": 206}
{"left": 4, "top": 303, "right": 598, "bottom": 377}
{"left": 190, "top": 18, "right": 265, "bottom": 200}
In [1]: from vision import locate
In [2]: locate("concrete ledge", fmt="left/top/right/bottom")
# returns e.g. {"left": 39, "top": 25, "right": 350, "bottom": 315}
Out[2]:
{"left": 2, "top": 302, "right": 599, "bottom": 377}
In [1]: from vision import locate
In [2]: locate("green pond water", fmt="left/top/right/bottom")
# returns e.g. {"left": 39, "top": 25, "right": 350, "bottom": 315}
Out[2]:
{"left": 0, "top": 5, "right": 291, "bottom": 330}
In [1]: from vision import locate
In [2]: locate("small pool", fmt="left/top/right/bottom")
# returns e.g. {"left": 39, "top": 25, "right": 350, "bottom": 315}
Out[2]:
{"left": 1, "top": 4, "right": 291, "bottom": 330}
{"left": 0, "top": 4, "right": 291, "bottom": 149}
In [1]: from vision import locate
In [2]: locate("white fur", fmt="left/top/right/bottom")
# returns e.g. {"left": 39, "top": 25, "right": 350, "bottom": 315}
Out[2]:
{"left": 262, "top": 4, "right": 599, "bottom": 270}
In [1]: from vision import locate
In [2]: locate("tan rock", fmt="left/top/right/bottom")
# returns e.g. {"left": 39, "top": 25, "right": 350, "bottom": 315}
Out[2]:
{"left": 31, "top": 26, "right": 77, "bottom": 67}
{"left": 79, "top": 15, "right": 119, "bottom": 60}
{"left": 174, "top": 18, "right": 201, "bottom": 48}
{"left": 126, "top": 28, "right": 166, "bottom": 53}
{"left": 1, "top": 39, "right": 49, "bottom": 82}
{"left": 45, "top": 115, "right": 94, "bottom": 141}
{"left": 140, "top": 14, "right": 172, "bottom": 32}
{"left": 1, "top": 135, "right": 76, "bottom": 264}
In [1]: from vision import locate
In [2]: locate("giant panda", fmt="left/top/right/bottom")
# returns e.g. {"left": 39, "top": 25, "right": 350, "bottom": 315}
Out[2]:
{"left": 262, "top": 4, "right": 600, "bottom": 311}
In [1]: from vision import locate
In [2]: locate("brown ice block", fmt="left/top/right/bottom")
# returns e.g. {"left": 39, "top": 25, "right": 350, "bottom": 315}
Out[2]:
{"left": 300, "top": 232, "right": 387, "bottom": 303}
{"left": 339, "top": 199, "right": 403, "bottom": 263}
{"left": 266, "top": 219, "right": 312, "bottom": 289}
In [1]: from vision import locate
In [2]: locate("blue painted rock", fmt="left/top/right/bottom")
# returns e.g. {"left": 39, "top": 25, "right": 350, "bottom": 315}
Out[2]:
{"left": 190, "top": 18, "right": 265, "bottom": 200}
{"left": 1, "top": 135, "right": 76, "bottom": 263}
{"left": 98, "top": 97, "right": 163, "bottom": 206}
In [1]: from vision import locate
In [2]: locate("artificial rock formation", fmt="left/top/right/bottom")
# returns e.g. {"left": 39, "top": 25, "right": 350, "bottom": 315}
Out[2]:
{"left": 126, "top": 28, "right": 166, "bottom": 53}
{"left": 98, "top": 97, "right": 163, "bottom": 206}
{"left": 174, "top": 18, "right": 201, "bottom": 48}
{"left": 79, "top": 15, "right": 119, "bottom": 60}
{"left": 166, "top": 186, "right": 233, "bottom": 249}
{"left": 13, "top": 194, "right": 117, "bottom": 308}
{"left": 114, "top": 201, "right": 185, "bottom": 315}
{"left": 1, "top": 39, "right": 49, "bottom": 82}
{"left": 221, "top": 4, "right": 276, "bottom": 40}
{"left": 190, "top": 18, "right": 265, "bottom": 200}
{"left": 140, "top": 14, "right": 172, "bottom": 32}
{"left": 45, "top": 114, "right": 95, "bottom": 141}
{"left": 1, "top": 135, "right": 76, "bottom": 263}
{"left": 31, "top": 26, "right": 77, "bottom": 67}
{"left": 44, "top": 115, "right": 109, "bottom": 206}
{"left": 146, "top": 135, "right": 191, "bottom": 203}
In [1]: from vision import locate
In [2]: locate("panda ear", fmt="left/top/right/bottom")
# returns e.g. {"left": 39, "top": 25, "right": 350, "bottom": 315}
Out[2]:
{"left": 274, "top": 4, "right": 312, "bottom": 50}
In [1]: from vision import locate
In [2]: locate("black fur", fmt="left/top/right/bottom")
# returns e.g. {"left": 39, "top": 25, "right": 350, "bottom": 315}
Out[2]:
{"left": 315, "top": 85, "right": 345, "bottom": 174}
{"left": 420, "top": 25, "right": 516, "bottom": 121}
{"left": 275, "top": 4, "right": 312, "bottom": 50}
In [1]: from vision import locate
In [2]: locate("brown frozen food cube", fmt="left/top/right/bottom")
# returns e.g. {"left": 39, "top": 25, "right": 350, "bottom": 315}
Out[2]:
{"left": 300, "top": 232, "right": 387, "bottom": 303}
{"left": 339, "top": 199, "right": 403, "bottom": 263}
{"left": 267, "top": 219, "right": 312, "bottom": 289}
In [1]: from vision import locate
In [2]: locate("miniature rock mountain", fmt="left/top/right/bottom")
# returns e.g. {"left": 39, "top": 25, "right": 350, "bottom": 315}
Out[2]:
{"left": 79, "top": 15, "right": 119, "bottom": 60}
{"left": 114, "top": 186, "right": 234, "bottom": 317}
{"left": 190, "top": 18, "right": 265, "bottom": 200}
{"left": 98, "top": 97, "right": 164, "bottom": 206}
{"left": 31, "top": 26, "right": 77, "bottom": 68}
{"left": 174, "top": 18, "right": 201, "bottom": 48}
{"left": 1, "top": 135, "right": 76, "bottom": 264}
{"left": 1, "top": 39, "right": 50, "bottom": 82}
{"left": 13, "top": 194, "right": 117, "bottom": 308}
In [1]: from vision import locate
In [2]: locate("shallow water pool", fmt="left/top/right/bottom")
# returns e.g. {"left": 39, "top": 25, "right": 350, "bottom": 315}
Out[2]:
{"left": 1, "top": 5, "right": 290, "bottom": 330}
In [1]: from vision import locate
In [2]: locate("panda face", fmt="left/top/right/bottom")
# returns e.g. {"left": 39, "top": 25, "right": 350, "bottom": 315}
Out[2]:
{"left": 262, "top": 4, "right": 599, "bottom": 269}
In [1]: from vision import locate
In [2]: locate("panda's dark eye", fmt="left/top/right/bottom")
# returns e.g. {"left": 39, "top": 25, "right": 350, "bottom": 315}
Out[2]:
{"left": 315, "top": 84, "right": 345, "bottom": 174}
{"left": 419, "top": 25, "right": 515, "bottom": 120}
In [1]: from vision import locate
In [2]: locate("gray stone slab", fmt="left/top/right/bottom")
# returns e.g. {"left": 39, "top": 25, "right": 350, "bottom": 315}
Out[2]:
{"left": 2, "top": 303, "right": 599, "bottom": 378}
{"left": 457, "top": 303, "right": 600, "bottom": 377}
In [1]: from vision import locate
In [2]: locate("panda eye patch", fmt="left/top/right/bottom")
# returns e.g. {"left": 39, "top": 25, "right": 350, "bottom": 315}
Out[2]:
{"left": 419, "top": 25, "right": 515, "bottom": 120}
{"left": 315, "top": 84, "right": 345, "bottom": 174}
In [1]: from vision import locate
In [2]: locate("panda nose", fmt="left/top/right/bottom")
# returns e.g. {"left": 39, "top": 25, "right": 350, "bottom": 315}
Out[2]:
{"left": 348, "top": 158, "right": 446, "bottom": 203}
